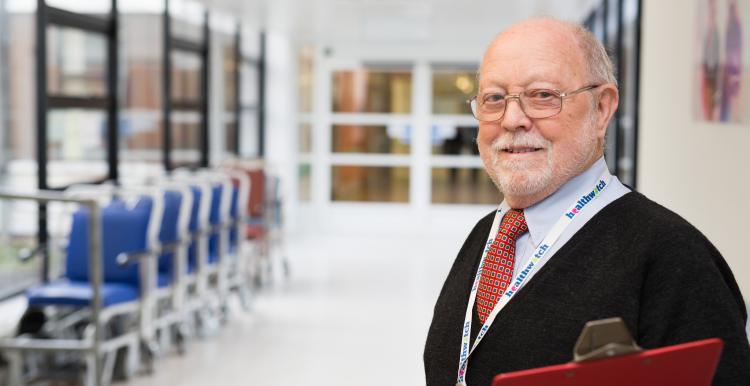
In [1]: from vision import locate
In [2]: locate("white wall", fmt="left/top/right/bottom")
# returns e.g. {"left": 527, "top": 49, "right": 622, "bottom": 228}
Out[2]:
{"left": 639, "top": 0, "right": 750, "bottom": 298}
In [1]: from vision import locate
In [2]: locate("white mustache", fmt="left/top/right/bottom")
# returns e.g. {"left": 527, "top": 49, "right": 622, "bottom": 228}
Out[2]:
{"left": 490, "top": 132, "right": 551, "bottom": 151}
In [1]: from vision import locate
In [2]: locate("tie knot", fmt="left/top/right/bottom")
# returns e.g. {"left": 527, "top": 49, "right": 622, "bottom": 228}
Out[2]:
{"left": 500, "top": 209, "right": 528, "bottom": 240}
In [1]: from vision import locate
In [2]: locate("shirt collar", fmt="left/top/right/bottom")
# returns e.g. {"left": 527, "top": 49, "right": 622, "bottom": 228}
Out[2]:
{"left": 520, "top": 157, "right": 610, "bottom": 247}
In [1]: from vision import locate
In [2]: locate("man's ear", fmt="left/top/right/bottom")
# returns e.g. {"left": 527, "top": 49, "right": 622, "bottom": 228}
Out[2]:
{"left": 595, "top": 85, "right": 619, "bottom": 136}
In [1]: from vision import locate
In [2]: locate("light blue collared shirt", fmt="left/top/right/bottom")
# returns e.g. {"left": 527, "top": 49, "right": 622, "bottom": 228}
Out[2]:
{"left": 509, "top": 157, "right": 631, "bottom": 285}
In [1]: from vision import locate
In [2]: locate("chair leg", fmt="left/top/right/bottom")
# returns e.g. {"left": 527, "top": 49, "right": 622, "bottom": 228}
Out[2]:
{"left": 140, "top": 339, "right": 158, "bottom": 375}
{"left": 125, "top": 338, "right": 139, "bottom": 378}
{"left": 5, "top": 351, "right": 23, "bottom": 386}
{"left": 101, "top": 350, "right": 116, "bottom": 386}
{"left": 238, "top": 282, "right": 254, "bottom": 312}
{"left": 84, "top": 352, "right": 98, "bottom": 386}
{"left": 174, "top": 322, "right": 189, "bottom": 355}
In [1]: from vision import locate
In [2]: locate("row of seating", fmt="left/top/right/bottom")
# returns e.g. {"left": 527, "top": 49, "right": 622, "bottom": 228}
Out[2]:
{"left": 0, "top": 163, "right": 286, "bottom": 386}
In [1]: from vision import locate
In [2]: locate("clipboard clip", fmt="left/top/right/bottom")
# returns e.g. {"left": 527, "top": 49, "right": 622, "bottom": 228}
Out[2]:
{"left": 573, "top": 317, "right": 643, "bottom": 362}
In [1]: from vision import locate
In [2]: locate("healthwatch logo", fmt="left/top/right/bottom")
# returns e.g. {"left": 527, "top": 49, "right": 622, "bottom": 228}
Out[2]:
{"left": 565, "top": 180, "right": 607, "bottom": 219}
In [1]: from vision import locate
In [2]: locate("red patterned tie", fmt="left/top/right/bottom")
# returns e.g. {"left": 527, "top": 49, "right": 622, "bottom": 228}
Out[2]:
{"left": 476, "top": 209, "right": 528, "bottom": 324}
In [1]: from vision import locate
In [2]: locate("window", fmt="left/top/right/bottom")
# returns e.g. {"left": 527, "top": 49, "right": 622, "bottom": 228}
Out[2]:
{"left": 332, "top": 69, "right": 412, "bottom": 114}
{"left": 119, "top": 5, "right": 165, "bottom": 182}
{"left": 170, "top": 112, "right": 201, "bottom": 167}
{"left": 237, "top": 27, "right": 261, "bottom": 159}
{"left": 329, "top": 66, "right": 413, "bottom": 203}
{"left": 298, "top": 163, "right": 312, "bottom": 202}
{"left": 220, "top": 32, "right": 238, "bottom": 158}
{"left": 297, "top": 46, "right": 314, "bottom": 202}
{"left": 431, "top": 125, "right": 478, "bottom": 156}
{"left": 47, "top": 109, "right": 108, "bottom": 188}
{"left": 0, "top": 2, "right": 40, "bottom": 297}
{"left": 171, "top": 50, "right": 202, "bottom": 105}
{"left": 331, "top": 166, "right": 409, "bottom": 203}
{"left": 47, "top": 26, "right": 107, "bottom": 98}
{"left": 332, "top": 124, "right": 410, "bottom": 154}
{"left": 0, "top": 202, "right": 40, "bottom": 298}
{"left": 431, "top": 167, "right": 501, "bottom": 205}
{"left": 432, "top": 69, "right": 477, "bottom": 115}
{"left": 430, "top": 65, "right": 492, "bottom": 205}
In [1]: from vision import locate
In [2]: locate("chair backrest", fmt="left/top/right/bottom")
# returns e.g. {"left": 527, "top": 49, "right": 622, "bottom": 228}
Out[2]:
{"left": 158, "top": 190, "right": 182, "bottom": 274}
{"left": 65, "top": 197, "right": 153, "bottom": 286}
{"left": 246, "top": 170, "right": 265, "bottom": 218}
{"left": 207, "top": 183, "right": 223, "bottom": 261}
{"left": 208, "top": 184, "right": 223, "bottom": 226}
{"left": 229, "top": 184, "right": 240, "bottom": 248}
{"left": 187, "top": 186, "right": 203, "bottom": 271}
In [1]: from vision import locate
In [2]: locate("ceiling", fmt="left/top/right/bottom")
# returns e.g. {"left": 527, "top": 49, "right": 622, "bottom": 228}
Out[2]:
{"left": 200, "top": 0, "right": 601, "bottom": 49}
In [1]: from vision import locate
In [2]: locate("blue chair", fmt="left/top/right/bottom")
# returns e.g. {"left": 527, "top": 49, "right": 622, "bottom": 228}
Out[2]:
{"left": 221, "top": 170, "right": 253, "bottom": 311}
{"left": 28, "top": 198, "right": 153, "bottom": 307}
{"left": 207, "top": 183, "right": 224, "bottom": 265}
{"left": 186, "top": 186, "right": 204, "bottom": 275}
{"left": 158, "top": 190, "right": 183, "bottom": 283}
{"left": 150, "top": 188, "right": 194, "bottom": 356}
{"left": 228, "top": 185, "right": 240, "bottom": 255}
{"left": 13, "top": 195, "right": 161, "bottom": 386}
{"left": 178, "top": 182, "right": 218, "bottom": 337}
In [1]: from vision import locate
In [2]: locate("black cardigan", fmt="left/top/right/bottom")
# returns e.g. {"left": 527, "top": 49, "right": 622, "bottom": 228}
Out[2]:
{"left": 424, "top": 192, "right": 750, "bottom": 386}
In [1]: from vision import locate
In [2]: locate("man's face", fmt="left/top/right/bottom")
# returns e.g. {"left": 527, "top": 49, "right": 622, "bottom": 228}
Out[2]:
{"left": 477, "top": 23, "right": 607, "bottom": 205}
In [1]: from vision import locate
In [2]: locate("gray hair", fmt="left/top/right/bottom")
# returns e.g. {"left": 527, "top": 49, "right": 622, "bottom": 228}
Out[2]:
{"left": 570, "top": 22, "right": 618, "bottom": 87}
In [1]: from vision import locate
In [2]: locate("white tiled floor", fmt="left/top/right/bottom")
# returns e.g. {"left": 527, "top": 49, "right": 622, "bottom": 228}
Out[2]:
{"left": 120, "top": 229, "right": 463, "bottom": 386}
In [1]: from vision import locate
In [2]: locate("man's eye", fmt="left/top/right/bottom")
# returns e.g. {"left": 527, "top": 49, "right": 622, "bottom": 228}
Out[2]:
{"left": 483, "top": 94, "right": 505, "bottom": 103}
{"left": 527, "top": 90, "right": 556, "bottom": 99}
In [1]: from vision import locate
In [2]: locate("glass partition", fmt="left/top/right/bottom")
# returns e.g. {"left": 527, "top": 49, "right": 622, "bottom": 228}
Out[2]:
{"left": 47, "top": 26, "right": 107, "bottom": 97}
{"left": 331, "top": 166, "right": 409, "bottom": 203}
{"left": 432, "top": 167, "right": 501, "bottom": 205}
{"left": 119, "top": 6, "right": 164, "bottom": 182}
{"left": 431, "top": 125, "right": 478, "bottom": 156}
{"left": 47, "top": 109, "right": 108, "bottom": 187}
{"left": 332, "top": 124, "right": 410, "bottom": 154}
{"left": 169, "top": 112, "right": 201, "bottom": 167}
{"left": 0, "top": 1, "right": 39, "bottom": 297}
{"left": 432, "top": 69, "right": 477, "bottom": 115}
{"left": 298, "top": 163, "right": 312, "bottom": 202}
{"left": 332, "top": 69, "right": 412, "bottom": 113}
{"left": 171, "top": 50, "right": 202, "bottom": 104}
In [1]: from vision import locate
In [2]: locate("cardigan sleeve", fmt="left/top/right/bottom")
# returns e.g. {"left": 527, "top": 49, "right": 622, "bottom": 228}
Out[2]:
{"left": 636, "top": 226, "right": 750, "bottom": 385}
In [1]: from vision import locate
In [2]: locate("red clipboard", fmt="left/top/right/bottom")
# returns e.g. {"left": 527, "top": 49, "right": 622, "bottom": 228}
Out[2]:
{"left": 493, "top": 338, "right": 723, "bottom": 386}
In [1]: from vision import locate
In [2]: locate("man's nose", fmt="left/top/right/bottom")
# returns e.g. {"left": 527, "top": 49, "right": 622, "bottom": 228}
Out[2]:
{"left": 501, "top": 97, "right": 532, "bottom": 132}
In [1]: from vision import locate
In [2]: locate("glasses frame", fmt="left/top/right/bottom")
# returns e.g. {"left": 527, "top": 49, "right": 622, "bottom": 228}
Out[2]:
{"left": 467, "top": 84, "right": 601, "bottom": 122}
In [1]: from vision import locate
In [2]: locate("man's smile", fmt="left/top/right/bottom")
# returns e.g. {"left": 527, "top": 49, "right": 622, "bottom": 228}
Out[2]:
{"left": 501, "top": 146, "right": 544, "bottom": 154}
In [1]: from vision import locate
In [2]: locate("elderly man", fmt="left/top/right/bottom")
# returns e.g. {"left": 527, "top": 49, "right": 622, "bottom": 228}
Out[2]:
{"left": 423, "top": 18, "right": 750, "bottom": 386}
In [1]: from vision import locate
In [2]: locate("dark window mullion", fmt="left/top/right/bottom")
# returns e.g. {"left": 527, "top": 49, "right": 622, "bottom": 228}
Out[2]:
{"left": 47, "top": 5, "right": 109, "bottom": 34}
{"left": 106, "top": 0, "right": 118, "bottom": 183}
{"left": 172, "top": 100, "right": 202, "bottom": 111}
{"left": 234, "top": 23, "right": 241, "bottom": 155}
{"left": 163, "top": 1, "right": 209, "bottom": 171}
{"left": 172, "top": 38, "right": 202, "bottom": 54}
{"left": 199, "top": 10, "right": 209, "bottom": 168}
{"left": 48, "top": 95, "right": 108, "bottom": 109}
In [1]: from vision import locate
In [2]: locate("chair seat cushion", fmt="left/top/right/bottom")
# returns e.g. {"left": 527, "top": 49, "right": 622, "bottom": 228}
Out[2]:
{"left": 27, "top": 280, "right": 139, "bottom": 307}
{"left": 158, "top": 274, "right": 171, "bottom": 288}
{"left": 245, "top": 224, "right": 265, "bottom": 239}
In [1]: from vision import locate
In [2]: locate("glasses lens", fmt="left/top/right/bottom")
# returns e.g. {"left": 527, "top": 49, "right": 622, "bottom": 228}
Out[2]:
{"left": 521, "top": 89, "right": 562, "bottom": 119}
{"left": 473, "top": 94, "right": 506, "bottom": 121}
{"left": 469, "top": 98, "right": 480, "bottom": 119}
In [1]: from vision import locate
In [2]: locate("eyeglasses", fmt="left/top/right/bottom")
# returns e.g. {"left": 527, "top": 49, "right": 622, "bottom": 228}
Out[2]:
{"left": 467, "top": 84, "right": 600, "bottom": 122}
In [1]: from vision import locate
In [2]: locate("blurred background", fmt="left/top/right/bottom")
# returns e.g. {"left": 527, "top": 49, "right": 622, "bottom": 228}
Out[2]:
{"left": 0, "top": 0, "right": 747, "bottom": 385}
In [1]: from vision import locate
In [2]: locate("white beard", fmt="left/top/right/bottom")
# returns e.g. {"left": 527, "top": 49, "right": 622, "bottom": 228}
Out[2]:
{"left": 482, "top": 131, "right": 554, "bottom": 197}
{"left": 482, "top": 116, "right": 600, "bottom": 199}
